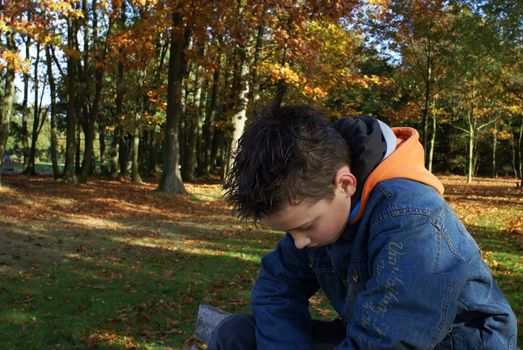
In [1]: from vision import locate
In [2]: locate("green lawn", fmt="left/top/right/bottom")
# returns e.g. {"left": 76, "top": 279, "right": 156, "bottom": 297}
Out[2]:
{"left": 0, "top": 175, "right": 521, "bottom": 349}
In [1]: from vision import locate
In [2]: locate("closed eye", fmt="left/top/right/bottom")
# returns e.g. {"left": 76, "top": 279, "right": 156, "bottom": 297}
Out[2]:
{"left": 299, "top": 224, "right": 313, "bottom": 232}
{"left": 287, "top": 222, "right": 314, "bottom": 234}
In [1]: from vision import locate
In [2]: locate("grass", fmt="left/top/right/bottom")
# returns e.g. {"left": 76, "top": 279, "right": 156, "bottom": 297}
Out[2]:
{"left": 0, "top": 174, "right": 521, "bottom": 349}
{"left": 2, "top": 162, "right": 64, "bottom": 175}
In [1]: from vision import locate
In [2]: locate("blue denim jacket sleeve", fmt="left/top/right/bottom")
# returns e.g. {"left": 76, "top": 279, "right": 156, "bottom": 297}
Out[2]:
{"left": 336, "top": 208, "right": 468, "bottom": 349}
{"left": 252, "top": 233, "right": 320, "bottom": 349}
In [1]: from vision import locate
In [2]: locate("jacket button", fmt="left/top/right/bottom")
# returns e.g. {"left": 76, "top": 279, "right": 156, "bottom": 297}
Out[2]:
{"left": 352, "top": 270, "right": 359, "bottom": 283}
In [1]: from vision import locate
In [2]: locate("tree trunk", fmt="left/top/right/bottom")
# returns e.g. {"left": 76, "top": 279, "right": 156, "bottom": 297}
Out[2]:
{"left": 467, "top": 111, "right": 475, "bottom": 184}
{"left": 518, "top": 116, "right": 522, "bottom": 187}
{"left": 0, "top": 33, "right": 16, "bottom": 187}
{"left": 428, "top": 108, "right": 436, "bottom": 173}
{"left": 21, "top": 37, "right": 31, "bottom": 168}
{"left": 131, "top": 122, "right": 142, "bottom": 183}
{"left": 79, "top": 66, "right": 103, "bottom": 182}
{"left": 115, "top": 61, "right": 128, "bottom": 177}
{"left": 109, "top": 126, "right": 120, "bottom": 177}
{"left": 225, "top": 50, "right": 250, "bottom": 179}
{"left": 75, "top": 123, "right": 82, "bottom": 174}
{"left": 183, "top": 48, "right": 205, "bottom": 181}
{"left": 179, "top": 69, "right": 189, "bottom": 178}
{"left": 422, "top": 65, "right": 432, "bottom": 154}
{"left": 79, "top": 114, "right": 95, "bottom": 182}
{"left": 79, "top": 0, "right": 104, "bottom": 182}
{"left": 273, "top": 46, "right": 289, "bottom": 108}
{"left": 99, "top": 121, "right": 108, "bottom": 175}
{"left": 45, "top": 46, "right": 60, "bottom": 178}
{"left": 511, "top": 120, "right": 519, "bottom": 179}
{"left": 119, "top": 131, "right": 130, "bottom": 177}
{"left": 196, "top": 79, "right": 208, "bottom": 175}
{"left": 25, "top": 42, "right": 43, "bottom": 176}
{"left": 63, "top": 16, "right": 79, "bottom": 183}
{"left": 115, "top": 1, "right": 127, "bottom": 177}
{"left": 200, "top": 51, "right": 221, "bottom": 177}
{"left": 210, "top": 53, "right": 233, "bottom": 176}
{"left": 157, "top": 13, "right": 190, "bottom": 194}
{"left": 492, "top": 119, "right": 497, "bottom": 178}
{"left": 146, "top": 129, "right": 160, "bottom": 176}
{"left": 248, "top": 14, "right": 265, "bottom": 109}
{"left": 222, "top": 0, "right": 250, "bottom": 179}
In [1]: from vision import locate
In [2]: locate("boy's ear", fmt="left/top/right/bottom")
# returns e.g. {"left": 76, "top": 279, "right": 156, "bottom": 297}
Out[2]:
{"left": 334, "top": 166, "right": 357, "bottom": 197}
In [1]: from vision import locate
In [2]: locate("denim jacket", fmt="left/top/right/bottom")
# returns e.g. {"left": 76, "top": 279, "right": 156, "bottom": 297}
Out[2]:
{"left": 251, "top": 179, "right": 517, "bottom": 349}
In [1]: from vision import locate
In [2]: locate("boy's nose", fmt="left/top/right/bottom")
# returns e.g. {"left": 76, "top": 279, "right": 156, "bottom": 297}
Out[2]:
{"left": 291, "top": 233, "right": 311, "bottom": 249}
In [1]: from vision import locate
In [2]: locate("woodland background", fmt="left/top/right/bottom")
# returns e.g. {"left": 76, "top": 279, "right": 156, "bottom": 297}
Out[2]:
{"left": 0, "top": 0, "right": 522, "bottom": 188}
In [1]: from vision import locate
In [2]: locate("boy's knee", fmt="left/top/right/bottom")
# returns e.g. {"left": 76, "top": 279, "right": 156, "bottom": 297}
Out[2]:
{"left": 208, "top": 314, "right": 256, "bottom": 350}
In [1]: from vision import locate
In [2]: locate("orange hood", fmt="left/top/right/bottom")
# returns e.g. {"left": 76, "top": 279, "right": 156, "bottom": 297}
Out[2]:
{"left": 350, "top": 127, "right": 444, "bottom": 224}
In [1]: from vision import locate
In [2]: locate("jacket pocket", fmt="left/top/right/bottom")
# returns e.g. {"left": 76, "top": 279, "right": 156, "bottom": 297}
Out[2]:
{"left": 434, "top": 326, "right": 483, "bottom": 350}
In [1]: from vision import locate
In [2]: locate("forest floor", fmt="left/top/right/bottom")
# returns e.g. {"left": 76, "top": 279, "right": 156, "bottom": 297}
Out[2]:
{"left": 0, "top": 174, "right": 521, "bottom": 349}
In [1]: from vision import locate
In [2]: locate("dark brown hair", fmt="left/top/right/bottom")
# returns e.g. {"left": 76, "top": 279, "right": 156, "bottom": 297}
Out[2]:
{"left": 224, "top": 104, "right": 350, "bottom": 222}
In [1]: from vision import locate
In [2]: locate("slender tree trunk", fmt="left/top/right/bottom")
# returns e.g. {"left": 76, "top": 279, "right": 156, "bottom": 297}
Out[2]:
{"left": 249, "top": 16, "right": 265, "bottom": 109}
{"left": 467, "top": 111, "right": 475, "bottom": 184}
{"left": 115, "top": 0, "right": 127, "bottom": 177}
{"left": 25, "top": 42, "right": 42, "bottom": 175}
{"left": 196, "top": 79, "right": 207, "bottom": 175}
{"left": 75, "top": 123, "right": 82, "bottom": 174}
{"left": 63, "top": 16, "right": 79, "bottom": 183}
{"left": 22, "top": 36, "right": 31, "bottom": 168}
{"left": 109, "top": 126, "right": 120, "bottom": 177}
{"left": 79, "top": 0, "right": 104, "bottom": 182}
{"left": 492, "top": 119, "right": 497, "bottom": 178}
{"left": 422, "top": 65, "right": 432, "bottom": 154}
{"left": 511, "top": 121, "right": 519, "bottom": 179}
{"left": 131, "top": 121, "right": 142, "bottom": 183}
{"left": 428, "top": 107, "right": 436, "bottom": 173}
{"left": 210, "top": 53, "right": 232, "bottom": 175}
{"left": 183, "top": 48, "right": 204, "bottom": 181}
{"left": 115, "top": 70, "right": 128, "bottom": 178}
{"left": 179, "top": 70, "right": 189, "bottom": 178}
{"left": 157, "top": 13, "right": 189, "bottom": 194}
{"left": 94, "top": 0, "right": 105, "bottom": 175}
{"left": 0, "top": 33, "right": 16, "bottom": 187}
{"left": 99, "top": 121, "right": 108, "bottom": 175}
{"left": 447, "top": 128, "right": 456, "bottom": 174}
{"left": 518, "top": 116, "right": 522, "bottom": 187}
{"left": 200, "top": 51, "right": 221, "bottom": 177}
{"left": 145, "top": 129, "right": 159, "bottom": 176}
{"left": 225, "top": 48, "right": 250, "bottom": 179}
{"left": 119, "top": 131, "right": 129, "bottom": 177}
{"left": 46, "top": 46, "right": 60, "bottom": 178}
{"left": 273, "top": 46, "right": 289, "bottom": 107}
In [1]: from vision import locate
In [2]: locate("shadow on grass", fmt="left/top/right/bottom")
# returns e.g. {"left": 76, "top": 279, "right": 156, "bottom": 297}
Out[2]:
{"left": 0, "top": 175, "right": 280, "bottom": 349}
{"left": 465, "top": 224, "right": 523, "bottom": 345}
{"left": 0, "top": 218, "right": 273, "bottom": 349}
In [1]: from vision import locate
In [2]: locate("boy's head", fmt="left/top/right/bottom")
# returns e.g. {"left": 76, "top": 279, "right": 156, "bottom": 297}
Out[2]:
{"left": 224, "top": 104, "right": 352, "bottom": 224}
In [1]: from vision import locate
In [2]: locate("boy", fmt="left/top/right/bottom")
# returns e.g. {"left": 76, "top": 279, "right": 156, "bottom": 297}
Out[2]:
{"left": 211, "top": 104, "right": 517, "bottom": 349}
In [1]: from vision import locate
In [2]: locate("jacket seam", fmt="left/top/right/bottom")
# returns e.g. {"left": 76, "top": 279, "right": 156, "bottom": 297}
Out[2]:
{"left": 430, "top": 277, "right": 451, "bottom": 348}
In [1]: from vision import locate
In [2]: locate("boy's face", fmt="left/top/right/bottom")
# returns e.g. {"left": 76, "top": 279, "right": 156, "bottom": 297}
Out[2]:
{"left": 261, "top": 166, "right": 356, "bottom": 249}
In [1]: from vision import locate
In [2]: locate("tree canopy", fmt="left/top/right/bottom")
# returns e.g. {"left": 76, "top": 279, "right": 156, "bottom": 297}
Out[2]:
{"left": 1, "top": 0, "right": 522, "bottom": 187}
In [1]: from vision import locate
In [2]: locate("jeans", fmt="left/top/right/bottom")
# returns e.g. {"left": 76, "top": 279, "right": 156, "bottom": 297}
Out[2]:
{"left": 208, "top": 314, "right": 345, "bottom": 350}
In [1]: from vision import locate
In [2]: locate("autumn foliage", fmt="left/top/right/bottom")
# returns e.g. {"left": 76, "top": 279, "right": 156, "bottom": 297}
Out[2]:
{"left": 1, "top": 0, "right": 521, "bottom": 188}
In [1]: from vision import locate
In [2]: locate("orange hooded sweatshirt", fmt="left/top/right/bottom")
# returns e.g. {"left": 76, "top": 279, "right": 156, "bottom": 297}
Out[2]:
{"left": 350, "top": 127, "right": 444, "bottom": 224}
